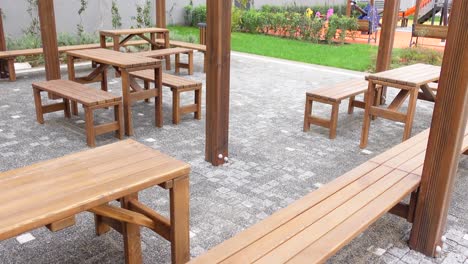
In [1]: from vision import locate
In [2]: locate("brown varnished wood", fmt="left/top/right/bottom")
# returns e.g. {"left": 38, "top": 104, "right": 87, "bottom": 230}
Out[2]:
{"left": 409, "top": 0, "right": 468, "bottom": 256}
{"left": 37, "top": 0, "right": 61, "bottom": 81}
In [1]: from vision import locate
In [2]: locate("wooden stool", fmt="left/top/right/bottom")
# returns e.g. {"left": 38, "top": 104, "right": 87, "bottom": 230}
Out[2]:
{"left": 32, "top": 80, "right": 124, "bottom": 147}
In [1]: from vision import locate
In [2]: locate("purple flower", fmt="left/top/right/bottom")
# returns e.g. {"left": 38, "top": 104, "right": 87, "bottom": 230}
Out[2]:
{"left": 326, "top": 8, "right": 334, "bottom": 20}
{"left": 315, "top": 11, "right": 321, "bottom": 18}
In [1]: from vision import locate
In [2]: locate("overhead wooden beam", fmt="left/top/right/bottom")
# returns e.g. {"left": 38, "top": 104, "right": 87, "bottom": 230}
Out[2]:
{"left": 205, "top": 0, "right": 232, "bottom": 166}
{"left": 38, "top": 0, "right": 61, "bottom": 80}
{"left": 155, "top": 0, "right": 166, "bottom": 28}
{"left": 409, "top": 0, "right": 468, "bottom": 257}
{"left": 375, "top": 0, "right": 400, "bottom": 104}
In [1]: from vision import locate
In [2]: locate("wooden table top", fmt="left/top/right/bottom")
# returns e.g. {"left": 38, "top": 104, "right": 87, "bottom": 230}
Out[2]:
{"left": 366, "top": 63, "right": 441, "bottom": 87}
{"left": 0, "top": 140, "right": 190, "bottom": 240}
{"left": 100, "top": 27, "right": 169, "bottom": 36}
{"left": 66, "top": 48, "right": 161, "bottom": 69}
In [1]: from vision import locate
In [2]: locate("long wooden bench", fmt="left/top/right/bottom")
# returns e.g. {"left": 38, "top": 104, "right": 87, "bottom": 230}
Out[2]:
{"left": 130, "top": 70, "right": 202, "bottom": 124}
{"left": 0, "top": 140, "right": 191, "bottom": 264}
{"left": 137, "top": 47, "right": 194, "bottom": 75}
{"left": 155, "top": 39, "right": 207, "bottom": 72}
{"left": 190, "top": 127, "right": 468, "bottom": 263}
{"left": 32, "top": 79, "right": 123, "bottom": 147}
{"left": 304, "top": 79, "right": 371, "bottom": 139}
{"left": 0, "top": 40, "right": 147, "bottom": 81}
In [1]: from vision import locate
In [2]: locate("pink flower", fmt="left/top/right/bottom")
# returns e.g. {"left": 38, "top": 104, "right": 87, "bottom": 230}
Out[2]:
{"left": 315, "top": 11, "right": 321, "bottom": 18}
{"left": 326, "top": 8, "right": 334, "bottom": 20}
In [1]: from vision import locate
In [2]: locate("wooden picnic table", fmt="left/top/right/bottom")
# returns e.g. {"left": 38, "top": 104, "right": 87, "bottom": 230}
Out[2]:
{"left": 99, "top": 27, "right": 171, "bottom": 69}
{"left": 66, "top": 48, "right": 163, "bottom": 136}
{"left": 360, "top": 63, "right": 441, "bottom": 148}
{"left": 0, "top": 139, "right": 191, "bottom": 264}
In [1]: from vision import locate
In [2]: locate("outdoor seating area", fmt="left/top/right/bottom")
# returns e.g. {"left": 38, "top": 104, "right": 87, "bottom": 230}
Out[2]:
{"left": 0, "top": 0, "right": 467, "bottom": 264}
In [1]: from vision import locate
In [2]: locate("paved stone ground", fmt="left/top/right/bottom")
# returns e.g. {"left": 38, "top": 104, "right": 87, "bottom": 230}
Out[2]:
{"left": 0, "top": 51, "right": 467, "bottom": 264}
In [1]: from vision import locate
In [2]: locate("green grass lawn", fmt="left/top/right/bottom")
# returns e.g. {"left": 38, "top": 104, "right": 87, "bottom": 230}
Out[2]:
{"left": 168, "top": 25, "right": 377, "bottom": 72}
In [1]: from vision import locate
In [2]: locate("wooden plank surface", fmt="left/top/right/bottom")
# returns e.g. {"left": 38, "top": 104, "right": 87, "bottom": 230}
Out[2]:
{"left": 0, "top": 140, "right": 190, "bottom": 240}
{"left": 100, "top": 27, "right": 169, "bottom": 37}
{"left": 367, "top": 64, "right": 441, "bottom": 87}
{"left": 32, "top": 80, "right": 120, "bottom": 106}
{"left": 137, "top": 47, "right": 193, "bottom": 58}
{"left": 155, "top": 39, "right": 207, "bottom": 52}
{"left": 66, "top": 48, "right": 160, "bottom": 69}
{"left": 130, "top": 70, "right": 201, "bottom": 89}
{"left": 306, "top": 79, "right": 368, "bottom": 102}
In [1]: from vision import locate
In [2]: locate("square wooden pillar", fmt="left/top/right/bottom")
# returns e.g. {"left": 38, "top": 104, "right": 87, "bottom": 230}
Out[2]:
{"left": 409, "top": 0, "right": 468, "bottom": 257}
{"left": 38, "top": 0, "right": 61, "bottom": 81}
{"left": 205, "top": 0, "right": 232, "bottom": 166}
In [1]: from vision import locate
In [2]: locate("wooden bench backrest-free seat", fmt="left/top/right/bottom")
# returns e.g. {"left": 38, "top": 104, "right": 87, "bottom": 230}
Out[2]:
{"left": 0, "top": 139, "right": 191, "bottom": 263}
{"left": 155, "top": 39, "right": 207, "bottom": 72}
{"left": 190, "top": 126, "right": 468, "bottom": 264}
{"left": 130, "top": 70, "right": 202, "bottom": 124}
{"left": 137, "top": 47, "right": 195, "bottom": 75}
{"left": 304, "top": 79, "right": 369, "bottom": 139}
{"left": 32, "top": 80, "right": 124, "bottom": 147}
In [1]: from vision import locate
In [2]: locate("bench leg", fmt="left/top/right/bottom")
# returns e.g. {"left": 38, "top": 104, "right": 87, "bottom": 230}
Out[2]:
{"left": 329, "top": 103, "right": 340, "bottom": 139}
{"left": 33, "top": 88, "right": 45, "bottom": 124}
{"left": 95, "top": 212, "right": 111, "bottom": 236}
{"left": 188, "top": 52, "right": 194, "bottom": 75}
{"left": 154, "top": 68, "right": 163, "bottom": 128}
{"left": 195, "top": 87, "right": 202, "bottom": 120}
{"left": 121, "top": 194, "right": 143, "bottom": 264}
{"left": 170, "top": 176, "right": 190, "bottom": 264}
{"left": 360, "top": 82, "right": 376, "bottom": 149}
{"left": 175, "top": 53, "right": 180, "bottom": 75}
{"left": 165, "top": 55, "right": 171, "bottom": 71}
{"left": 348, "top": 96, "right": 355, "bottom": 114}
{"left": 144, "top": 81, "right": 150, "bottom": 103}
{"left": 115, "top": 103, "right": 124, "bottom": 140}
{"left": 64, "top": 99, "right": 71, "bottom": 118}
{"left": 172, "top": 89, "right": 181, "bottom": 125}
{"left": 84, "top": 107, "right": 96, "bottom": 147}
{"left": 7, "top": 58, "right": 16, "bottom": 82}
{"left": 303, "top": 96, "right": 313, "bottom": 132}
{"left": 72, "top": 101, "right": 79, "bottom": 116}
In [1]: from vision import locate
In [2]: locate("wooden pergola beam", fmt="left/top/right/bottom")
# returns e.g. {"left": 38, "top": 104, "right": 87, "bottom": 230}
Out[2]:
{"left": 409, "top": 0, "right": 468, "bottom": 256}
{"left": 37, "top": 0, "right": 61, "bottom": 80}
{"left": 205, "top": 0, "right": 232, "bottom": 166}
{"left": 375, "top": 0, "right": 400, "bottom": 104}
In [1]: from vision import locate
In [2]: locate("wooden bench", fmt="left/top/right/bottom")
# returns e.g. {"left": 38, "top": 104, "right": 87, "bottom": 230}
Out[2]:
{"left": 357, "top": 19, "right": 379, "bottom": 43}
{"left": 32, "top": 79, "right": 123, "bottom": 147}
{"left": 411, "top": 25, "right": 449, "bottom": 47}
{"left": 137, "top": 47, "right": 194, "bottom": 75}
{"left": 155, "top": 39, "right": 207, "bottom": 72}
{"left": 0, "top": 140, "right": 191, "bottom": 264}
{"left": 303, "top": 79, "right": 370, "bottom": 139}
{"left": 190, "top": 126, "right": 468, "bottom": 263}
{"left": 130, "top": 70, "right": 202, "bottom": 124}
{"left": 0, "top": 40, "right": 147, "bottom": 81}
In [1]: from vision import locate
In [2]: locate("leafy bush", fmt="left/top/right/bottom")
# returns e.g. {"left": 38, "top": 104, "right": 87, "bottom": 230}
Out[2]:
{"left": 260, "top": 4, "right": 347, "bottom": 16}
{"left": 184, "top": 5, "right": 207, "bottom": 26}
{"left": 369, "top": 47, "right": 443, "bottom": 72}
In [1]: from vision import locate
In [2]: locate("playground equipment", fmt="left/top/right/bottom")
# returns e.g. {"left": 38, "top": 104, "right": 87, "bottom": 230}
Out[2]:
{"left": 409, "top": 0, "right": 451, "bottom": 47}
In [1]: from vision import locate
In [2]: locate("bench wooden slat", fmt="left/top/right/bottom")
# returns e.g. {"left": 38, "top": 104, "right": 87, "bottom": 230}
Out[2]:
{"left": 286, "top": 173, "right": 420, "bottom": 264}
{"left": 32, "top": 80, "right": 120, "bottom": 106}
{"left": 136, "top": 47, "right": 193, "bottom": 58}
{"left": 306, "top": 79, "right": 368, "bottom": 102}
{"left": 0, "top": 140, "right": 190, "bottom": 240}
{"left": 155, "top": 39, "right": 206, "bottom": 52}
{"left": 130, "top": 70, "right": 201, "bottom": 89}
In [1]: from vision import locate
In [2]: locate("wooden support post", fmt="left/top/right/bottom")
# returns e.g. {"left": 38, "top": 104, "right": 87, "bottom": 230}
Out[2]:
{"left": 0, "top": 8, "right": 8, "bottom": 79}
{"left": 409, "top": 0, "right": 468, "bottom": 257}
{"left": 374, "top": 0, "right": 400, "bottom": 104}
{"left": 413, "top": 0, "right": 422, "bottom": 25}
{"left": 346, "top": 0, "right": 351, "bottom": 17}
{"left": 155, "top": 0, "right": 166, "bottom": 28}
{"left": 38, "top": 0, "right": 61, "bottom": 81}
{"left": 205, "top": 0, "right": 232, "bottom": 166}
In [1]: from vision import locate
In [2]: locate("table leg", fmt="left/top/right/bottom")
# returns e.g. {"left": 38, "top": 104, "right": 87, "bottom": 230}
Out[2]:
{"left": 170, "top": 176, "right": 190, "bottom": 264}
{"left": 121, "top": 194, "right": 143, "bottom": 264}
{"left": 101, "top": 65, "right": 108, "bottom": 92}
{"left": 188, "top": 52, "right": 194, "bottom": 75}
{"left": 113, "top": 36, "right": 121, "bottom": 78}
{"left": 402, "top": 88, "right": 419, "bottom": 141}
{"left": 360, "top": 81, "right": 377, "bottom": 149}
{"left": 121, "top": 69, "right": 133, "bottom": 136}
{"left": 100, "top": 34, "right": 107, "bottom": 48}
{"left": 164, "top": 32, "right": 171, "bottom": 70}
{"left": 67, "top": 55, "right": 80, "bottom": 116}
{"left": 155, "top": 67, "right": 163, "bottom": 128}
{"left": 150, "top": 32, "right": 157, "bottom": 50}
